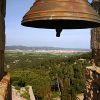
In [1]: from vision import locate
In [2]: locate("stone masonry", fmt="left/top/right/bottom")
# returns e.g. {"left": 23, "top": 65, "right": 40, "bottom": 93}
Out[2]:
{"left": 0, "top": 0, "right": 11, "bottom": 100}
{"left": 0, "top": 73, "right": 11, "bottom": 100}
{"left": 84, "top": 1, "right": 100, "bottom": 100}
{"left": 91, "top": 0, "right": 100, "bottom": 67}
{"left": 0, "top": 0, "right": 6, "bottom": 79}
{"left": 84, "top": 66, "right": 100, "bottom": 100}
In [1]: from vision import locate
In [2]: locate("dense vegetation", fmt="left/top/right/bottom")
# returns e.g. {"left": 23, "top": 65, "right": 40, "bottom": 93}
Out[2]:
{"left": 5, "top": 51, "right": 92, "bottom": 100}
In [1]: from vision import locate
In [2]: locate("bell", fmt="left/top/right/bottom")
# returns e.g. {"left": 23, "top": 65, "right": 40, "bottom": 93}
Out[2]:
{"left": 21, "top": 0, "right": 100, "bottom": 37}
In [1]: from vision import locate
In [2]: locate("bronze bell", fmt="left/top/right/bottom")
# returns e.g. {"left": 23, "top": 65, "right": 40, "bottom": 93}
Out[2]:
{"left": 21, "top": 0, "right": 100, "bottom": 37}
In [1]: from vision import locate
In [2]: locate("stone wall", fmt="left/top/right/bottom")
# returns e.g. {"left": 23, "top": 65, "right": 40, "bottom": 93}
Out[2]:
{"left": 91, "top": 28, "right": 100, "bottom": 66}
{"left": 0, "top": 1, "right": 12, "bottom": 100}
{"left": 0, "top": 0, "right": 6, "bottom": 79}
{"left": 0, "top": 73, "right": 11, "bottom": 100}
{"left": 84, "top": 66, "right": 100, "bottom": 100}
{"left": 91, "top": 0, "right": 100, "bottom": 67}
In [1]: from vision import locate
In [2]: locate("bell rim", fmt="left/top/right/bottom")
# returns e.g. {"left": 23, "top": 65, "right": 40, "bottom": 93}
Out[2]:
{"left": 21, "top": 19, "right": 100, "bottom": 29}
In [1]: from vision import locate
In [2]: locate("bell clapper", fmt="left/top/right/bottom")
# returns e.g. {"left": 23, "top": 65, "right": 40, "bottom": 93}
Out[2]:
{"left": 56, "top": 29, "right": 62, "bottom": 37}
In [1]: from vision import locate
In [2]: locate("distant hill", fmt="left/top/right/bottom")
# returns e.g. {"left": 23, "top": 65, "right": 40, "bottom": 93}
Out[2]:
{"left": 5, "top": 46, "right": 90, "bottom": 51}
{"left": 6, "top": 46, "right": 65, "bottom": 50}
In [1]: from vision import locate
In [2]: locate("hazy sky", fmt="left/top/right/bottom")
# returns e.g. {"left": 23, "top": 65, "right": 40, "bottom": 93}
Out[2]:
{"left": 6, "top": 0, "right": 93, "bottom": 48}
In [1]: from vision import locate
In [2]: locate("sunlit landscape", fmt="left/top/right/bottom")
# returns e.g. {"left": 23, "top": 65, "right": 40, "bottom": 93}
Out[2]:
{"left": 5, "top": 46, "right": 92, "bottom": 100}
{"left": 0, "top": 0, "right": 99, "bottom": 100}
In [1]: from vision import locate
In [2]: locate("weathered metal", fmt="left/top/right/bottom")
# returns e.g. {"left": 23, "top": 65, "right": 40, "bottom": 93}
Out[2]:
{"left": 22, "top": 0, "right": 100, "bottom": 37}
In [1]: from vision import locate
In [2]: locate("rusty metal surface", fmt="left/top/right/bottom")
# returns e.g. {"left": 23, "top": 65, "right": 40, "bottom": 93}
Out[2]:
{"left": 22, "top": 0, "right": 100, "bottom": 29}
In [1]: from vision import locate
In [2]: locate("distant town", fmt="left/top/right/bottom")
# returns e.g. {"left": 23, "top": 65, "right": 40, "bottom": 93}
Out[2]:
{"left": 5, "top": 46, "right": 90, "bottom": 54}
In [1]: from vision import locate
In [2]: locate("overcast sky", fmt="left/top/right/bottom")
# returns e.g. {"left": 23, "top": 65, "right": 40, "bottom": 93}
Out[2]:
{"left": 5, "top": 0, "right": 93, "bottom": 49}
